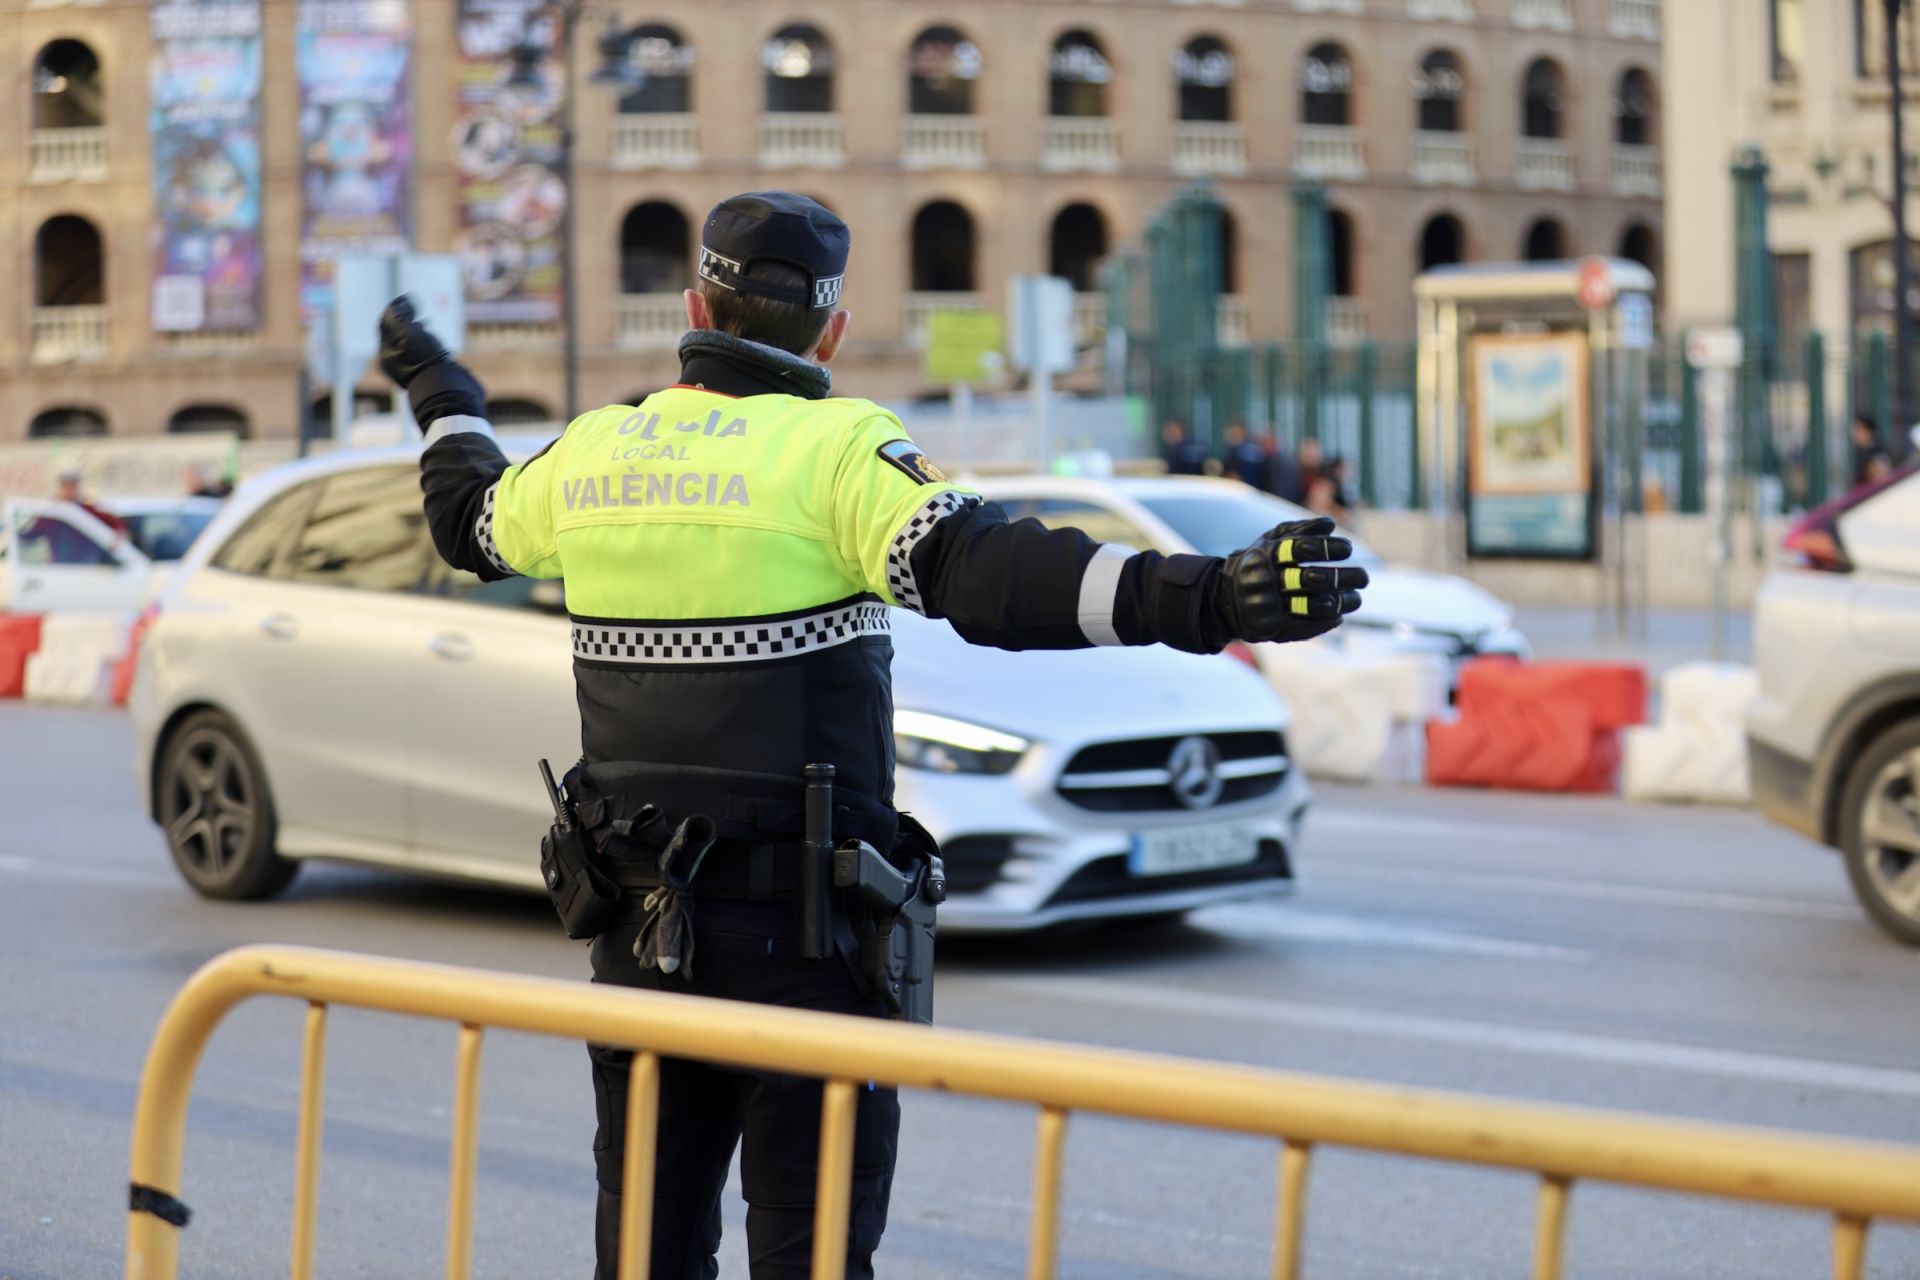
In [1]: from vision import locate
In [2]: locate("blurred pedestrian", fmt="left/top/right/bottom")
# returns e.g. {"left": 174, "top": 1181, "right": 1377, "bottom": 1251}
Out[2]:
{"left": 1852, "top": 413, "right": 1892, "bottom": 488}
{"left": 1161, "top": 418, "right": 1207, "bottom": 475}
{"left": 184, "top": 464, "right": 234, "bottom": 500}
{"left": 1307, "top": 455, "right": 1354, "bottom": 523}
{"left": 54, "top": 469, "right": 125, "bottom": 536}
{"left": 1276, "top": 436, "right": 1323, "bottom": 505}
{"left": 1220, "top": 420, "right": 1265, "bottom": 488}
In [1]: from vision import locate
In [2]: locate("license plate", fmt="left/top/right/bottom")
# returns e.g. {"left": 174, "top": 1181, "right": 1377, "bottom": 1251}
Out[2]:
{"left": 1128, "top": 824, "right": 1260, "bottom": 877}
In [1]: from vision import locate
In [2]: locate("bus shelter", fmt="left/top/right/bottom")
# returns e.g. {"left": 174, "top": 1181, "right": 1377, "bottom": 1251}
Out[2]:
{"left": 1414, "top": 259, "right": 1658, "bottom": 636}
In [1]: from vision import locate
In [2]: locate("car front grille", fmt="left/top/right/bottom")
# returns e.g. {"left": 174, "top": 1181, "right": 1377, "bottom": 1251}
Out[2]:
{"left": 1055, "top": 730, "right": 1288, "bottom": 813}
{"left": 1044, "top": 837, "right": 1292, "bottom": 905}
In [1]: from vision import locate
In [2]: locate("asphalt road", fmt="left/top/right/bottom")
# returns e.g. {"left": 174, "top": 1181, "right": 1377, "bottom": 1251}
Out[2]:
{"left": 3, "top": 703, "right": 1918, "bottom": 1279}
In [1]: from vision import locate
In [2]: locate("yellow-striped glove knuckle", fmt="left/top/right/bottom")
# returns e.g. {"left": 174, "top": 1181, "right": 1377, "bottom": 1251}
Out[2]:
{"left": 1284, "top": 568, "right": 1303, "bottom": 591}
{"left": 1290, "top": 596, "right": 1310, "bottom": 617}
{"left": 1274, "top": 539, "right": 1295, "bottom": 566}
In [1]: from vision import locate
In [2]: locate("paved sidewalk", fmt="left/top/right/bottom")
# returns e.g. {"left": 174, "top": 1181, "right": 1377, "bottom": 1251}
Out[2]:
{"left": 1513, "top": 605, "right": 1754, "bottom": 676}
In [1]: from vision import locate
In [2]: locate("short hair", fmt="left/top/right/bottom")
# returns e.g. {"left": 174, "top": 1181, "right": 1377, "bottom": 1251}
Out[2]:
{"left": 696, "top": 260, "right": 831, "bottom": 356}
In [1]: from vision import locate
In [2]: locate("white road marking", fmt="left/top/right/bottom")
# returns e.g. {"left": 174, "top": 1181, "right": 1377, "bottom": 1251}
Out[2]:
{"left": 1309, "top": 860, "right": 1861, "bottom": 921}
{"left": 990, "top": 975, "right": 1920, "bottom": 1101}
{"left": 1192, "top": 903, "right": 1588, "bottom": 962}
{"left": 0, "top": 853, "right": 173, "bottom": 890}
{"left": 1309, "top": 809, "right": 1595, "bottom": 846}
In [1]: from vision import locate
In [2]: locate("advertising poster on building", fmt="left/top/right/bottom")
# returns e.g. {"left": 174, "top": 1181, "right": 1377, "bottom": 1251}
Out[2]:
{"left": 297, "top": 0, "right": 412, "bottom": 319}
{"left": 452, "top": 0, "right": 565, "bottom": 324}
{"left": 1466, "top": 332, "right": 1595, "bottom": 560}
{"left": 150, "top": 0, "right": 264, "bottom": 332}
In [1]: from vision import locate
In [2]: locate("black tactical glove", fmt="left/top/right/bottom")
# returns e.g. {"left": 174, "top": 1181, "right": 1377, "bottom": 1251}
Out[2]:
{"left": 1215, "top": 517, "right": 1368, "bottom": 644}
{"left": 378, "top": 295, "right": 451, "bottom": 389}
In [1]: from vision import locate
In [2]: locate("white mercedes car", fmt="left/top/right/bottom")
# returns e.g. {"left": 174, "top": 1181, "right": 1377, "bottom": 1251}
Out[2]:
{"left": 129, "top": 449, "right": 1310, "bottom": 932}
{"left": 978, "top": 475, "right": 1529, "bottom": 675}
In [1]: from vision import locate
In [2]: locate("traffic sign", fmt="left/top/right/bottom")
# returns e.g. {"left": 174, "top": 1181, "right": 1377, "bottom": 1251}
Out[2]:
{"left": 1617, "top": 292, "right": 1654, "bottom": 351}
{"left": 1685, "top": 328, "right": 1744, "bottom": 369}
{"left": 1008, "top": 274, "right": 1076, "bottom": 375}
{"left": 1577, "top": 257, "right": 1615, "bottom": 311}
{"left": 925, "top": 309, "right": 1003, "bottom": 385}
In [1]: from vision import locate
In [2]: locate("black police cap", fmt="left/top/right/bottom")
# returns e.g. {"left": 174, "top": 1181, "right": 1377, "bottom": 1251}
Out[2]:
{"left": 697, "top": 191, "right": 849, "bottom": 311}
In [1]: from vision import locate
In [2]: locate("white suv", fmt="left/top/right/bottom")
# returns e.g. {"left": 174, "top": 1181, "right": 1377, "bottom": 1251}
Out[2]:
{"left": 129, "top": 449, "right": 1311, "bottom": 931}
{"left": 1748, "top": 461, "right": 1920, "bottom": 945}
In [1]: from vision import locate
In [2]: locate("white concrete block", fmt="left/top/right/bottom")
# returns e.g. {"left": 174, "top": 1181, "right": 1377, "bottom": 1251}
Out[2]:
{"left": 1259, "top": 648, "right": 1399, "bottom": 781}
{"left": 23, "top": 611, "right": 133, "bottom": 706}
{"left": 1622, "top": 721, "right": 1751, "bottom": 805}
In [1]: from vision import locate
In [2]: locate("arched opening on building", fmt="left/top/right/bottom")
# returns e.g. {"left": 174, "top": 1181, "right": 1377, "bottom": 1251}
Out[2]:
{"left": 33, "top": 39, "right": 103, "bottom": 129}
{"left": 1048, "top": 30, "right": 1110, "bottom": 117}
{"left": 486, "top": 398, "right": 556, "bottom": 426}
{"left": 35, "top": 214, "right": 104, "bottom": 307}
{"left": 1614, "top": 67, "right": 1655, "bottom": 146}
{"left": 1049, "top": 203, "right": 1109, "bottom": 292}
{"left": 908, "top": 26, "right": 980, "bottom": 115}
{"left": 1302, "top": 42, "right": 1354, "bottom": 126}
{"left": 763, "top": 24, "right": 834, "bottom": 113}
{"left": 1419, "top": 213, "right": 1466, "bottom": 271}
{"left": 1176, "top": 35, "right": 1234, "bottom": 123}
{"left": 617, "top": 24, "right": 693, "bottom": 114}
{"left": 168, "top": 404, "right": 249, "bottom": 436}
{"left": 1523, "top": 58, "right": 1567, "bottom": 139}
{"left": 28, "top": 405, "right": 107, "bottom": 438}
{"left": 1414, "top": 49, "right": 1466, "bottom": 132}
{"left": 1619, "top": 222, "right": 1658, "bottom": 274}
{"left": 1328, "top": 209, "right": 1357, "bottom": 297}
{"left": 910, "top": 201, "right": 976, "bottom": 292}
{"left": 1218, "top": 208, "right": 1239, "bottom": 294}
{"left": 1523, "top": 217, "right": 1568, "bottom": 262}
{"left": 620, "top": 201, "right": 690, "bottom": 294}
{"left": 307, "top": 392, "right": 389, "bottom": 438}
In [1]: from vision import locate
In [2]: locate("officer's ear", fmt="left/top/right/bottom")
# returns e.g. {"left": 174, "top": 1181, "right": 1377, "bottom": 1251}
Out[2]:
{"left": 683, "top": 289, "right": 713, "bottom": 332}
{"left": 812, "top": 309, "right": 850, "bottom": 365}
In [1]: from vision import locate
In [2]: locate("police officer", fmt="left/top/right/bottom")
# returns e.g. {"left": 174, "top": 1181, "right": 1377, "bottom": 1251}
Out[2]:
{"left": 379, "top": 190, "right": 1366, "bottom": 1279}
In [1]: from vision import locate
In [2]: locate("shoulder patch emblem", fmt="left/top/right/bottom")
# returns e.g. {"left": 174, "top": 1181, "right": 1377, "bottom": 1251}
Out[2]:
{"left": 877, "top": 438, "right": 948, "bottom": 485}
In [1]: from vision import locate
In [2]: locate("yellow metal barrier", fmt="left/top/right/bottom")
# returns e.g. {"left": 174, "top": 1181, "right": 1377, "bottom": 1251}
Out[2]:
{"left": 128, "top": 946, "right": 1920, "bottom": 1280}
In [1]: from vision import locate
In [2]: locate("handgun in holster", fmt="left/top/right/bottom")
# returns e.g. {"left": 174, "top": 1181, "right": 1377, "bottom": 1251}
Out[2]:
{"left": 800, "top": 763, "right": 946, "bottom": 1025}
{"left": 539, "top": 758, "right": 622, "bottom": 940}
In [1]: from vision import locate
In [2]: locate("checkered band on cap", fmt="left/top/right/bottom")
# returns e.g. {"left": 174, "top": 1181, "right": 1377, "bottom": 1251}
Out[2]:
{"left": 475, "top": 481, "right": 515, "bottom": 577}
{"left": 696, "top": 245, "right": 742, "bottom": 293}
{"left": 812, "top": 275, "right": 844, "bottom": 309}
{"left": 886, "top": 490, "right": 978, "bottom": 616}
{"left": 571, "top": 599, "right": 892, "bottom": 666}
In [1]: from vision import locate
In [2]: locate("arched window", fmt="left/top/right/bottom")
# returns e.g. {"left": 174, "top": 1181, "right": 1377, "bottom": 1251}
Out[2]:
{"left": 28, "top": 406, "right": 107, "bottom": 437}
{"left": 1614, "top": 68, "right": 1655, "bottom": 146}
{"left": 1523, "top": 217, "right": 1567, "bottom": 261}
{"left": 1523, "top": 58, "right": 1567, "bottom": 139}
{"left": 486, "top": 398, "right": 555, "bottom": 426}
{"left": 763, "top": 24, "right": 834, "bottom": 113}
{"left": 1050, "top": 203, "right": 1109, "bottom": 291}
{"left": 909, "top": 26, "right": 980, "bottom": 115}
{"left": 1218, "top": 208, "right": 1239, "bottom": 294}
{"left": 307, "top": 392, "right": 386, "bottom": 437}
{"left": 1328, "top": 209, "right": 1357, "bottom": 297}
{"left": 620, "top": 201, "right": 690, "bottom": 294}
{"left": 33, "top": 39, "right": 103, "bottom": 130}
{"left": 1176, "top": 36, "right": 1234, "bottom": 123}
{"left": 910, "top": 201, "right": 976, "bottom": 292}
{"left": 168, "top": 404, "right": 249, "bottom": 436}
{"left": 1302, "top": 42, "right": 1354, "bottom": 126}
{"left": 1414, "top": 50, "right": 1466, "bottom": 132}
{"left": 1619, "top": 223, "right": 1658, "bottom": 273}
{"left": 617, "top": 25, "right": 693, "bottom": 114}
{"left": 1049, "top": 30, "right": 1110, "bottom": 118}
{"left": 1420, "top": 213, "right": 1467, "bottom": 271}
{"left": 35, "top": 215, "right": 104, "bottom": 307}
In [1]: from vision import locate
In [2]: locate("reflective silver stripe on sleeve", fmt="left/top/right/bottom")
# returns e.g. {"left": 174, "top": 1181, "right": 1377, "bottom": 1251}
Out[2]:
{"left": 423, "top": 414, "right": 497, "bottom": 446}
{"left": 1076, "top": 542, "right": 1136, "bottom": 647}
{"left": 474, "top": 481, "right": 516, "bottom": 576}
{"left": 885, "top": 490, "right": 977, "bottom": 616}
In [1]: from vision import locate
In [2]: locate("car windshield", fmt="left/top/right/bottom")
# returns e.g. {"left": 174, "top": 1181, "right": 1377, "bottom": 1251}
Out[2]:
{"left": 121, "top": 509, "right": 218, "bottom": 562}
{"left": 1135, "top": 492, "right": 1383, "bottom": 567}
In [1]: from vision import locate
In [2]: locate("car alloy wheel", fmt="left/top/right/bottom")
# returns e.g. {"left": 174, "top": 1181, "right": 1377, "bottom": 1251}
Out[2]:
{"left": 164, "top": 726, "right": 256, "bottom": 879}
{"left": 156, "top": 710, "right": 297, "bottom": 900}
{"left": 1859, "top": 750, "right": 1920, "bottom": 928}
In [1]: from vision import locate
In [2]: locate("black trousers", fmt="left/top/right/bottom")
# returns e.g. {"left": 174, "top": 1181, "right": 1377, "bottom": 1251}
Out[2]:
{"left": 588, "top": 897, "right": 901, "bottom": 1280}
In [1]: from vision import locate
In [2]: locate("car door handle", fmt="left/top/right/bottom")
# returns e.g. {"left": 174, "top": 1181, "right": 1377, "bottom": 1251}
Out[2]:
{"left": 428, "top": 633, "right": 474, "bottom": 662}
{"left": 259, "top": 613, "right": 298, "bottom": 640}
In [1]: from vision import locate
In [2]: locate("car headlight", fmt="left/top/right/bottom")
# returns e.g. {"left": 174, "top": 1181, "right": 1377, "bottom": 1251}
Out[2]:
{"left": 894, "top": 709, "right": 1029, "bottom": 775}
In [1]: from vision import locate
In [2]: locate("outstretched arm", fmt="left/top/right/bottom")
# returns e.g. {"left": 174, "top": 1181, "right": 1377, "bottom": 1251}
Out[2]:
{"left": 835, "top": 421, "right": 1365, "bottom": 653}
{"left": 379, "top": 298, "right": 562, "bottom": 580}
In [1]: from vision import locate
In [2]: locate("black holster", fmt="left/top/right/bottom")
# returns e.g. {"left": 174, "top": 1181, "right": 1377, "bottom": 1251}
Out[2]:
{"left": 540, "top": 820, "right": 622, "bottom": 941}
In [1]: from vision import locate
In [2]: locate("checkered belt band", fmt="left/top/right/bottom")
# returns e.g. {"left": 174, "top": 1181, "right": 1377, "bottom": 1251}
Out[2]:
{"left": 571, "top": 600, "right": 892, "bottom": 665}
